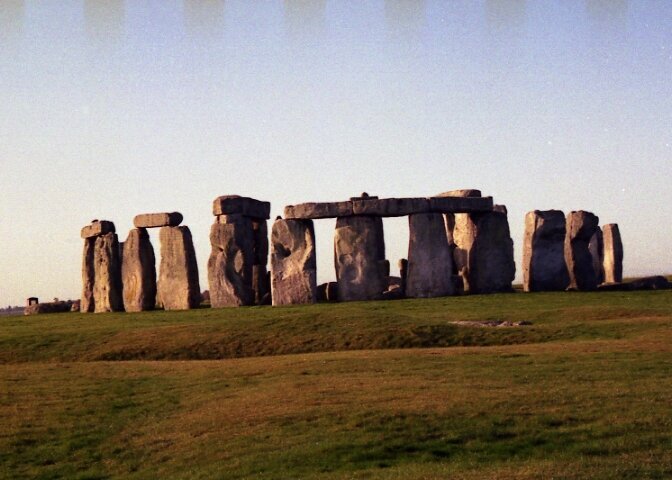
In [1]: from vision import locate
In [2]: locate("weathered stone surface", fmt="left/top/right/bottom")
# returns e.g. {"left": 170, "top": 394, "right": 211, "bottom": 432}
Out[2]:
{"left": 450, "top": 210, "right": 515, "bottom": 294}
{"left": 598, "top": 276, "right": 670, "bottom": 291}
{"left": 602, "top": 224, "right": 623, "bottom": 283}
{"left": 429, "top": 196, "right": 494, "bottom": 214}
{"left": 284, "top": 195, "right": 492, "bottom": 219}
{"left": 158, "top": 226, "right": 201, "bottom": 310}
{"left": 81, "top": 220, "right": 115, "bottom": 239}
{"left": 406, "top": 213, "right": 454, "bottom": 298}
{"left": 352, "top": 197, "right": 430, "bottom": 217}
{"left": 564, "top": 211, "right": 600, "bottom": 291}
{"left": 522, "top": 210, "right": 570, "bottom": 292}
{"left": 284, "top": 201, "right": 353, "bottom": 220}
{"left": 589, "top": 229, "right": 605, "bottom": 284}
{"left": 253, "top": 265, "right": 270, "bottom": 305}
{"left": 334, "top": 216, "right": 386, "bottom": 301}
{"left": 317, "top": 282, "right": 339, "bottom": 302}
{"left": 252, "top": 220, "right": 269, "bottom": 266}
{"left": 435, "top": 189, "right": 482, "bottom": 198}
{"left": 217, "top": 214, "right": 247, "bottom": 224}
{"left": 122, "top": 228, "right": 157, "bottom": 312}
{"left": 24, "top": 300, "right": 74, "bottom": 315}
{"left": 270, "top": 219, "right": 317, "bottom": 305}
{"left": 133, "top": 212, "right": 183, "bottom": 228}
{"left": 625, "top": 276, "right": 670, "bottom": 290}
{"left": 212, "top": 195, "right": 270, "bottom": 219}
{"left": 398, "top": 258, "right": 408, "bottom": 295}
{"left": 81, "top": 238, "right": 95, "bottom": 313}
{"left": 93, "top": 232, "right": 124, "bottom": 313}
{"left": 493, "top": 204, "right": 508, "bottom": 215}
{"left": 387, "top": 276, "right": 402, "bottom": 291}
{"left": 208, "top": 219, "right": 254, "bottom": 307}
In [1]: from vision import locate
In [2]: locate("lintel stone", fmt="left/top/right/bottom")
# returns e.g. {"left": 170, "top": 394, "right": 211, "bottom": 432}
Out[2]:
{"left": 133, "top": 212, "right": 183, "bottom": 228}
{"left": 284, "top": 201, "right": 353, "bottom": 220}
{"left": 284, "top": 196, "right": 493, "bottom": 220}
{"left": 212, "top": 195, "right": 270, "bottom": 219}
{"left": 352, "top": 198, "right": 430, "bottom": 217}
{"left": 81, "top": 220, "right": 115, "bottom": 239}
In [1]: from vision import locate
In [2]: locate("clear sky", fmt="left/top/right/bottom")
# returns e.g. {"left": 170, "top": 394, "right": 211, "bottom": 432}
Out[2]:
{"left": 1, "top": 1, "right": 671, "bottom": 307}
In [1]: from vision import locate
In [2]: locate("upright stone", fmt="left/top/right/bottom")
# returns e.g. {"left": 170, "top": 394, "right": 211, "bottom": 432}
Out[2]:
{"left": 589, "top": 229, "right": 605, "bottom": 284}
{"left": 81, "top": 237, "right": 96, "bottom": 313}
{"left": 446, "top": 200, "right": 515, "bottom": 293}
{"left": 334, "top": 216, "right": 386, "bottom": 301}
{"left": 270, "top": 218, "right": 317, "bottom": 305}
{"left": 93, "top": 232, "right": 124, "bottom": 313}
{"left": 470, "top": 209, "right": 515, "bottom": 293}
{"left": 122, "top": 228, "right": 157, "bottom": 312}
{"left": 158, "top": 226, "right": 201, "bottom": 310}
{"left": 602, "top": 224, "right": 623, "bottom": 283}
{"left": 564, "top": 211, "right": 600, "bottom": 291}
{"left": 406, "top": 213, "right": 454, "bottom": 297}
{"left": 208, "top": 217, "right": 254, "bottom": 307}
{"left": 252, "top": 220, "right": 269, "bottom": 304}
{"left": 398, "top": 258, "right": 408, "bottom": 295}
{"left": 522, "top": 210, "right": 570, "bottom": 292}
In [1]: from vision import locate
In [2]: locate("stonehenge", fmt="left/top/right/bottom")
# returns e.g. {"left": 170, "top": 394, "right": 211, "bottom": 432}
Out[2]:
{"left": 589, "top": 229, "right": 605, "bottom": 285}
{"left": 80, "top": 221, "right": 124, "bottom": 313}
{"left": 565, "top": 211, "right": 601, "bottom": 291}
{"left": 77, "top": 191, "right": 629, "bottom": 314}
{"left": 158, "top": 225, "right": 201, "bottom": 310}
{"left": 522, "top": 210, "right": 570, "bottom": 292}
{"left": 334, "top": 214, "right": 387, "bottom": 301}
{"left": 270, "top": 218, "right": 317, "bottom": 305}
{"left": 440, "top": 190, "right": 515, "bottom": 294}
{"left": 122, "top": 228, "right": 156, "bottom": 312}
{"left": 524, "top": 211, "right": 626, "bottom": 292}
{"left": 602, "top": 224, "right": 623, "bottom": 283}
{"left": 81, "top": 213, "right": 200, "bottom": 313}
{"left": 93, "top": 231, "right": 125, "bottom": 312}
{"left": 406, "top": 213, "right": 454, "bottom": 298}
{"left": 208, "top": 196, "right": 270, "bottom": 307}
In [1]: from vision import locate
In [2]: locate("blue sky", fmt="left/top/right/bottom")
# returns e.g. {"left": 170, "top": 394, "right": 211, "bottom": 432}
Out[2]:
{"left": 1, "top": 1, "right": 671, "bottom": 306}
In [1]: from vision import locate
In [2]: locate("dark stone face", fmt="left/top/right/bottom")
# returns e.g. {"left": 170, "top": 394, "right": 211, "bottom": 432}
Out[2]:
{"left": 564, "top": 211, "right": 600, "bottom": 291}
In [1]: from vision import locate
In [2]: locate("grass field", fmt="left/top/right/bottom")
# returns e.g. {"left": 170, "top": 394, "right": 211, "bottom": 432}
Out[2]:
{"left": 1, "top": 291, "right": 671, "bottom": 479}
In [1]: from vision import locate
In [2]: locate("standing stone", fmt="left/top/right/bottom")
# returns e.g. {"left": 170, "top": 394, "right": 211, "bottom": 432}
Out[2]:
{"left": 252, "top": 220, "right": 269, "bottom": 266}
{"left": 208, "top": 217, "right": 254, "bottom": 307}
{"left": 406, "top": 213, "right": 454, "bottom": 298}
{"left": 158, "top": 226, "right": 201, "bottom": 310}
{"left": 253, "top": 265, "right": 270, "bottom": 305}
{"left": 470, "top": 210, "right": 515, "bottom": 293}
{"left": 93, "top": 232, "right": 124, "bottom": 313}
{"left": 270, "top": 218, "right": 317, "bottom": 305}
{"left": 564, "top": 211, "right": 600, "bottom": 291}
{"left": 334, "top": 216, "right": 386, "bottom": 301}
{"left": 81, "top": 238, "right": 96, "bottom": 313}
{"left": 122, "top": 228, "right": 157, "bottom": 312}
{"left": 589, "top": 229, "right": 605, "bottom": 285}
{"left": 398, "top": 258, "right": 408, "bottom": 295}
{"left": 441, "top": 190, "right": 515, "bottom": 293}
{"left": 447, "top": 207, "right": 515, "bottom": 294}
{"left": 522, "top": 210, "right": 570, "bottom": 292}
{"left": 602, "top": 224, "right": 623, "bottom": 283}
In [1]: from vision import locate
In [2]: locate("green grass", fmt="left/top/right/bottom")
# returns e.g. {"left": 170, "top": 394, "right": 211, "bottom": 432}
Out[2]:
{"left": 1, "top": 291, "right": 671, "bottom": 479}
{"left": 1, "top": 291, "right": 670, "bottom": 362}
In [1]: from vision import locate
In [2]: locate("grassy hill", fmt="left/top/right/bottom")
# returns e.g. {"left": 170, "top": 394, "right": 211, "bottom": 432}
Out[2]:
{"left": 1, "top": 291, "right": 671, "bottom": 479}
